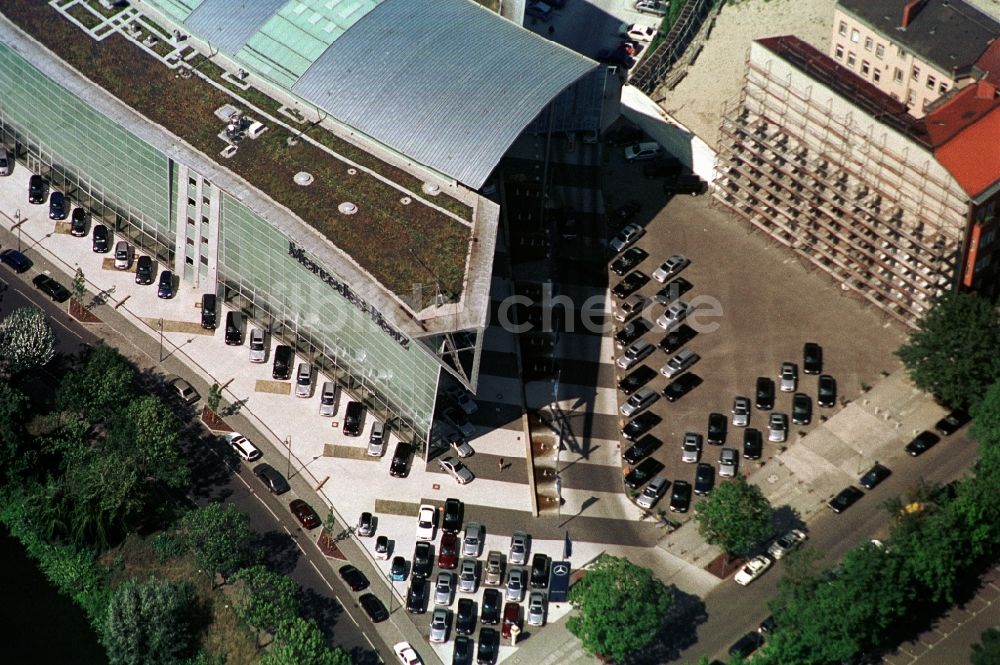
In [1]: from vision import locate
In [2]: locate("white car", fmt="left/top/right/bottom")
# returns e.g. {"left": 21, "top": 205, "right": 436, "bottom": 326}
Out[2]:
{"left": 613, "top": 294, "right": 645, "bottom": 323}
{"left": 527, "top": 590, "right": 546, "bottom": 626}
{"left": 625, "top": 23, "right": 657, "bottom": 42}
{"left": 393, "top": 642, "right": 422, "bottom": 665}
{"left": 660, "top": 348, "right": 699, "bottom": 378}
{"left": 636, "top": 475, "right": 668, "bottom": 509}
{"left": 509, "top": 531, "right": 529, "bottom": 565}
{"left": 681, "top": 432, "right": 702, "bottom": 463}
{"left": 438, "top": 456, "right": 475, "bottom": 484}
{"left": 429, "top": 608, "right": 448, "bottom": 643}
{"left": 767, "top": 529, "right": 807, "bottom": 560}
{"left": 248, "top": 328, "right": 267, "bottom": 363}
{"left": 620, "top": 386, "right": 659, "bottom": 417}
{"left": 609, "top": 223, "right": 645, "bottom": 254}
{"left": 651, "top": 255, "right": 689, "bottom": 283}
{"left": 656, "top": 301, "right": 691, "bottom": 330}
{"left": 732, "top": 396, "right": 751, "bottom": 427}
{"left": 416, "top": 504, "right": 437, "bottom": 541}
{"left": 617, "top": 339, "right": 654, "bottom": 370}
{"left": 226, "top": 432, "right": 262, "bottom": 462}
{"left": 506, "top": 567, "right": 526, "bottom": 601}
{"left": 446, "top": 384, "right": 477, "bottom": 414}
{"left": 463, "top": 522, "right": 483, "bottom": 557}
{"left": 734, "top": 554, "right": 773, "bottom": 586}
{"left": 434, "top": 571, "right": 454, "bottom": 606}
{"left": 779, "top": 361, "right": 797, "bottom": 392}
{"left": 459, "top": 558, "right": 477, "bottom": 593}
{"left": 768, "top": 412, "right": 788, "bottom": 443}
{"left": 447, "top": 432, "right": 474, "bottom": 458}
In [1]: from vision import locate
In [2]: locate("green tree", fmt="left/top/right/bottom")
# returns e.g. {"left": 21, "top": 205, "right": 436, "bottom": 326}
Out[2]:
{"left": 206, "top": 383, "right": 222, "bottom": 412}
{"left": 105, "top": 395, "right": 190, "bottom": 490}
{"left": 694, "top": 475, "right": 774, "bottom": 558}
{"left": 259, "top": 617, "right": 350, "bottom": 665}
{"left": 175, "top": 503, "right": 259, "bottom": 585}
{"left": 57, "top": 344, "right": 136, "bottom": 415}
{"left": 0, "top": 306, "right": 55, "bottom": 373}
{"left": 896, "top": 293, "right": 1000, "bottom": 409}
{"left": 972, "top": 627, "right": 1000, "bottom": 665}
{"left": 101, "top": 577, "right": 196, "bottom": 665}
{"left": 0, "top": 383, "right": 30, "bottom": 479}
{"left": 972, "top": 380, "right": 1000, "bottom": 448}
{"left": 232, "top": 565, "right": 299, "bottom": 647}
{"left": 566, "top": 554, "right": 671, "bottom": 663}
{"left": 72, "top": 267, "right": 87, "bottom": 303}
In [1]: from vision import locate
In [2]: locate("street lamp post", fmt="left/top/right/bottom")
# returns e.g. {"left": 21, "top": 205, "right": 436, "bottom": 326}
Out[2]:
{"left": 14, "top": 208, "right": 21, "bottom": 251}
{"left": 158, "top": 317, "right": 164, "bottom": 361}
{"left": 284, "top": 434, "right": 292, "bottom": 480}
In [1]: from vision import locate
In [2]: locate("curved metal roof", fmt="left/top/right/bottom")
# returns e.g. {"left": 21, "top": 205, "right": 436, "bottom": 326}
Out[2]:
{"left": 147, "top": 0, "right": 597, "bottom": 188}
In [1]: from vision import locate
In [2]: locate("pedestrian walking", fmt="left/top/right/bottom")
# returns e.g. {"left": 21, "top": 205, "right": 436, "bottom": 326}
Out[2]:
{"left": 499, "top": 457, "right": 505, "bottom": 473}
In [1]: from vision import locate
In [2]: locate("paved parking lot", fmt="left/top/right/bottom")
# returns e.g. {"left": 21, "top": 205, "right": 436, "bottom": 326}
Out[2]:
{"left": 602, "top": 145, "right": 907, "bottom": 516}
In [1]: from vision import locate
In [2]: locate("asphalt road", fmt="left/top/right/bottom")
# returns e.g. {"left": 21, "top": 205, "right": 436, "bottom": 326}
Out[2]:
{"left": 0, "top": 264, "right": 384, "bottom": 664}
{"left": 679, "top": 426, "right": 980, "bottom": 663}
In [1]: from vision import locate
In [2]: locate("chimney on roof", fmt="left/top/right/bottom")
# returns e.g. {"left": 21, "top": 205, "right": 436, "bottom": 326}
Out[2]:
{"left": 975, "top": 80, "right": 997, "bottom": 99}
{"left": 900, "top": 0, "right": 930, "bottom": 29}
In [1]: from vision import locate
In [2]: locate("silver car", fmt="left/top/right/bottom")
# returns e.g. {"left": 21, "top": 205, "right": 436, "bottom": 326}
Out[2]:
{"left": 459, "top": 558, "right": 478, "bottom": 593}
{"left": 438, "top": 456, "right": 475, "bottom": 485}
{"left": 617, "top": 339, "right": 654, "bottom": 370}
{"left": 447, "top": 432, "right": 474, "bottom": 458}
{"left": 609, "top": 223, "right": 644, "bottom": 253}
{"left": 681, "top": 432, "right": 702, "bottom": 463}
{"left": 719, "top": 447, "right": 738, "bottom": 478}
{"left": 509, "top": 531, "right": 529, "bottom": 565}
{"left": 505, "top": 567, "right": 526, "bottom": 602}
{"left": 651, "top": 254, "right": 689, "bottom": 283}
{"left": 732, "top": 396, "right": 751, "bottom": 427}
{"left": 434, "top": 571, "right": 454, "bottom": 606}
{"left": 463, "top": 523, "right": 483, "bottom": 557}
{"left": 661, "top": 348, "right": 699, "bottom": 378}
{"left": 620, "top": 386, "right": 659, "bottom": 417}
{"left": 768, "top": 412, "right": 788, "bottom": 442}
{"left": 429, "top": 607, "right": 449, "bottom": 643}
{"left": 319, "top": 381, "right": 340, "bottom": 417}
{"left": 636, "top": 475, "right": 668, "bottom": 509}
{"left": 248, "top": 328, "right": 267, "bottom": 363}
{"left": 656, "top": 300, "right": 691, "bottom": 330}
{"left": 294, "top": 363, "right": 313, "bottom": 398}
{"left": 527, "top": 591, "right": 546, "bottom": 626}
{"left": 779, "top": 362, "right": 797, "bottom": 392}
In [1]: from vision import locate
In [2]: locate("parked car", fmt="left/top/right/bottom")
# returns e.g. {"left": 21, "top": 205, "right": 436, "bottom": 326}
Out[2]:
{"left": 818, "top": 374, "right": 837, "bottom": 407}
{"left": 135, "top": 255, "right": 153, "bottom": 284}
{"left": 413, "top": 541, "right": 434, "bottom": 578}
{"left": 343, "top": 401, "right": 365, "bottom": 437}
{"left": 429, "top": 608, "right": 450, "bottom": 643}
{"left": 792, "top": 393, "right": 812, "bottom": 425}
{"left": 434, "top": 571, "right": 454, "bottom": 606}
{"left": 613, "top": 293, "right": 645, "bottom": 323}
{"left": 610, "top": 247, "right": 648, "bottom": 276}
{"left": 615, "top": 319, "right": 652, "bottom": 349}
{"left": 111, "top": 241, "right": 130, "bottom": 270}
{"left": 70, "top": 208, "right": 88, "bottom": 236}
{"left": 390, "top": 442, "right": 412, "bottom": 477}
{"left": 463, "top": 523, "right": 483, "bottom": 557}
{"left": 779, "top": 361, "right": 798, "bottom": 392}
{"left": 656, "top": 300, "right": 691, "bottom": 330}
{"left": 200, "top": 293, "right": 217, "bottom": 329}
{"left": 734, "top": 555, "right": 773, "bottom": 586}
{"left": 669, "top": 480, "right": 692, "bottom": 512}
{"left": 439, "top": 532, "right": 459, "bottom": 570}
{"left": 445, "top": 384, "right": 478, "bottom": 414}
{"left": 456, "top": 598, "right": 476, "bottom": 635}
{"left": 375, "top": 535, "right": 390, "bottom": 560}
{"left": 157, "top": 270, "right": 173, "bottom": 298}
{"left": 707, "top": 412, "right": 727, "bottom": 445}
{"left": 935, "top": 409, "right": 970, "bottom": 436}
{"left": 406, "top": 577, "right": 428, "bottom": 614}
{"left": 618, "top": 365, "right": 657, "bottom": 395}
{"left": 357, "top": 511, "right": 377, "bottom": 537}
{"left": 755, "top": 377, "right": 775, "bottom": 410}
{"left": 643, "top": 158, "right": 683, "bottom": 179}
{"left": 439, "top": 456, "right": 475, "bottom": 484}
{"left": 92, "top": 224, "right": 110, "bottom": 253}
{"left": 768, "top": 413, "right": 788, "bottom": 443}
{"left": 661, "top": 348, "right": 699, "bottom": 378}
{"left": 447, "top": 431, "right": 474, "bottom": 458}
{"left": 694, "top": 462, "right": 715, "bottom": 495}
{"left": 224, "top": 311, "right": 244, "bottom": 346}
{"left": 509, "top": 531, "right": 529, "bottom": 565}
{"left": 478, "top": 627, "right": 499, "bottom": 663}
{"left": 803, "top": 342, "right": 823, "bottom": 374}
{"left": 359, "top": 593, "right": 388, "bottom": 622}
{"left": 636, "top": 475, "right": 669, "bottom": 509}
{"left": 622, "top": 411, "right": 661, "bottom": 441}
{"left": 768, "top": 529, "right": 807, "bottom": 560}
{"left": 828, "top": 486, "right": 864, "bottom": 513}
{"left": 226, "top": 432, "right": 262, "bottom": 462}
{"left": 620, "top": 386, "right": 659, "bottom": 417}
{"left": 732, "top": 396, "right": 751, "bottom": 427}
{"left": 609, "top": 223, "right": 645, "bottom": 254}
{"left": 171, "top": 378, "right": 199, "bottom": 404}
{"left": 0, "top": 149, "right": 9, "bottom": 176}
{"left": 338, "top": 565, "right": 369, "bottom": 591}
{"left": 658, "top": 324, "right": 697, "bottom": 353}
{"left": 416, "top": 504, "right": 437, "bottom": 541}
{"left": 48, "top": 191, "right": 68, "bottom": 220}
{"left": 652, "top": 276, "right": 693, "bottom": 306}
{"left": 719, "top": 447, "right": 738, "bottom": 477}
{"left": 485, "top": 551, "right": 504, "bottom": 586}
{"left": 617, "top": 339, "right": 655, "bottom": 370}
{"left": 366, "top": 419, "right": 387, "bottom": 455}
{"left": 442, "top": 406, "right": 475, "bottom": 438}
{"left": 624, "top": 141, "right": 661, "bottom": 161}
{"left": 288, "top": 499, "right": 321, "bottom": 529}
{"left": 390, "top": 556, "right": 407, "bottom": 582}
{"left": 293, "top": 362, "right": 313, "bottom": 398}
{"left": 743, "top": 428, "right": 763, "bottom": 460}
{"left": 501, "top": 602, "right": 522, "bottom": 639}
{"left": 859, "top": 462, "right": 891, "bottom": 489}
{"left": 527, "top": 590, "right": 546, "bottom": 626}
{"left": 248, "top": 328, "right": 267, "bottom": 363}
{"left": 252, "top": 463, "right": 290, "bottom": 495}
{"left": 681, "top": 431, "right": 702, "bottom": 463}
{"left": 28, "top": 174, "right": 46, "bottom": 203}
{"left": 905, "top": 430, "right": 940, "bottom": 456}
{"left": 663, "top": 373, "right": 702, "bottom": 402}
{"left": 729, "top": 631, "right": 765, "bottom": 659}
{"left": 530, "top": 553, "right": 550, "bottom": 588}
{"left": 31, "top": 274, "right": 70, "bottom": 302}
{"left": 625, "top": 457, "right": 664, "bottom": 489}
{"left": 623, "top": 434, "right": 661, "bottom": 465}
{"left": 651, "top": 254, "right": 689, "bottom": 283}
{"left": 459, "top": 558, "right": 478, "bottom": 593}
{"left": 634, "top": 0, "right": 668, "bottom": 16}
{"left": 505, "top": 567, "right": 526, "bottom": 602}
{"left": 442, "top": 497, "right": 462, "bottom": 533}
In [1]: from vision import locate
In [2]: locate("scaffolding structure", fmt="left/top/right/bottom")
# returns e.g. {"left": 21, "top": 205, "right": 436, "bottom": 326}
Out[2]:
{"left": 712, "top": 46, "right": 970, "bottom": 328}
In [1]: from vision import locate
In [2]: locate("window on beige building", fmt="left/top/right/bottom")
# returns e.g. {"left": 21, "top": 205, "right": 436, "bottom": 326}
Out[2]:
{"left": 926, "top": 75, "right": 936, "bottom": 89}
{"left": 864, "top": 37, "right": 873, "bottom": 51}
{"left": 861, "top": 60, "right": 871, "bottom": 76}
{"left": 875, "top": 44, "right": 885, "bottom": 58}
{"left": 839, "top": 21, "right": 847, "bottom": 36}
{"left": 873, "top": 69, "right": 881, "bottom": 83}
{"left": 939, "top": 82, "right": 948, "bottom": 94}
{"left": 847, "top": 52, "right": 856, "bottom": 67}
{"left": 894, "top": 67, "right": 903, "bottom": 82}
{"left": 851, "top": 29, "right": 860, "bottom": 43}
{"left": 835, "top": 44, "right": 844, "bottom": 60}
{"left": 911, "top": 66, "right": 920, "bottom": 81}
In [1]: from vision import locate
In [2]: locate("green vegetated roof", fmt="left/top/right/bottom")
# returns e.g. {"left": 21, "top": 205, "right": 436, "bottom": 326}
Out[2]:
{"left": 1, "top": 0, "right": 470, "bottom": 306}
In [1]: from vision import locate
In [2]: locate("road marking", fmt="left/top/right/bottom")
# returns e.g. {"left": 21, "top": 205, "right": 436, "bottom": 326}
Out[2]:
{"left": 308, "top": 560, "right": 335, "bottom": 591}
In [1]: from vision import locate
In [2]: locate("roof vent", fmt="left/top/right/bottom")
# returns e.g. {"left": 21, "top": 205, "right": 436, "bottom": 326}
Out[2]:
{"left": 400, "top": 196, "right": 412, "bottom": 205}
{"left": 347, "top": 168, "right": 357, "bottom": 175}
{"left": 422, "top": 182, "right": 441, "bottom": 196}
{"left": 339, "top": 202, "right": 358, "bottom": 215}
{"left": 294, "top": 172, "right": 314, "bottom": 186}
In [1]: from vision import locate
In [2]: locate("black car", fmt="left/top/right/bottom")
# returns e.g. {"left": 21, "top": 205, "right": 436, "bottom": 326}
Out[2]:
{"left": 478, "top": 627, "right": 499, "bottom": 665}
{"left": 758, "top": 615, "right": 776, "bottom": 634}
{"left": 694, "top": 462, "right": 715, "bottom": 496}
{"left": 272, "top": 344, "right": 293, "bottom": 380}
{"left": 31, "top": 274, "right": 70, "bottom": 302}
{"left": 618, "top": 365, "right": 657, "bottom": 395}
{"left": 859, "top": 463, "right": 891, "bottom": 489}
{"left": 653, "top": 277, "right": 693, "bottom": 306}
{"left": 658, "top": 324, "right": 697, "bottom": 354}
{"left": 443, "top": 497, "right": 463, "bottom": 533}
{"left": 792, "top": 392, "right": 812, "bottom": 425}
{"left": 612, "top": 270, "right": 650, "bottom": 299}
{"left": 707, "top": 412, "right": 727, "bottom": 445}
{"left": 456, "top": 597, "right": 477, "bottom": 635}
{"left": 224, "top": 311, "right": 243, "bottom": 345}
{"left": 755, "top": 377, "right": 775, "bottom": 410}
{"left": 92, "top": 224, "right": 110, "bottom": 253}
{"left": 70, "top": 208, "right": 88, "bottom": 237}
{"left": 406, "top": 576, "right": 427, "bottom": 614}
{"left": 412, "top": 541, "right": 433, "bottom": 578}
{"left": 615, "top": 319, "right": 651, "bottom": 348}
{"left": 390, "top": 556, "right": 407, "bottom": 582}
{"left": 729, "top": 631, "right": 764, "bottom": 658}
{"left": 663, "top": 175, "right": 705, "bottom": 195}
{"left": 200, "top": 293, "right": 217, "bottom": 329}
{"left": 664, "top": 372, "right": 702, "bottom": 402}
{"left": 828, "top": 486, "right": 864, "bottom": 513}
{"left": 252, "top": 463, "right": 290, "bottom": 494}
{"left": 343, "top": 401, "right": 365, "bottom": 436}
{"left": 622, "top": 412, "right": 661, "bottom": 441}
{"left": 390, "top": 442, "right": 413, "bottom": 477}
{"left": 623, "top": 434, "right": 661, "bottom": 465}
{"left": 28, "top": 174, "right": 46, "bottom": 203}
{"left": 358, "top": 593, "right": 388, "bottom": 623}
{"left": 818, "top": 374, "right": 837, "bottom": 407}
{"left": 481, "top": 588, "right": 501, "bottom": 625}
{"left": 530, "top": 553, "right": 550, "bottom": 588}
{"left": 453, "top": 634, "right": 474, "bottom": 665}
{"left": 625, "top": 457, "right": 665, "bottom": 489}
{"left": 135, "top": 255, "right": 154, "bottom": 284}
{"left": 669, "top": 480, "right": 692, "bottom": 512}
{"left": 48, "top": 191, "right": 68, "bottom": 220}
{"left": 337, "top": 564, "right": 369, "bottom": 592}
{"left": 935, "top": 409, "right": 969, "bottom": 436}
{"left": 0, "top": 249, "right": 32, "bottom": 274}
{"left": 803, "top": 342, "right": 823, "bottom": 374}
{"left": 742, "top": 428, "right": 763, "bottom": 460}
{"left": 157, "top": 269, "right": 173, "bottom": 298}
{"left": 642, "top": 157, "right": 683, "bottom": 179}
{"left": 905, "top": 430, "right": 940, "bottom": 456}
{"left": 611, "top": 247, "right": 648, "bottom": 276}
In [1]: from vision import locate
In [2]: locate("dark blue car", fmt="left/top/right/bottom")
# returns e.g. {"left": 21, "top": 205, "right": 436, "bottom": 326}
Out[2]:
{"left": 157, "top": 269, "right": 173, "bottom": 299}
{"left": 0, "top": 248, "right": 32, "bottom": 273}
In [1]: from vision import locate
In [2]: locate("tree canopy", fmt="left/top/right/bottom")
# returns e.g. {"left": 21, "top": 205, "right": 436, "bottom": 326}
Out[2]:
{"left": 567, "top": 554, "right": 672, "bottom": 663}
{"left": 57, "top": 344, "right": 137, "bottom": 415}
{"left": 232, "top": 565, "right": 299, "bottom": 646}
{"left": 694, "top": 475, "right": 774, "bottom": 557}
{"left": 972, "top": 628, "right": 1000, "bottom": 665}
{"left": 0, "top": 306, "right": 55, "bottom": 373}
{"left": 175, "top": 503, "right": 259, "bottom": 584}
{"left": 896, "top": 293, "right": 1000, "bottom": 409}
{"left": 101, "top": 577, "right": 196, "bottom": 665}
{"left": 259, "top": 617, "right": 350, "bottom": 665}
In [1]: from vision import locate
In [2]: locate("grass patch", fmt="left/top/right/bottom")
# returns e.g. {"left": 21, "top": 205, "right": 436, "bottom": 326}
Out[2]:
{"left": 5, "top": 0, "right": 472, "bottom": 302}
{"left": 83, "top": 0, "right": 126, "bottom": 19}
{"left": 66, "top": 4, "right": 102, "bottom": 29}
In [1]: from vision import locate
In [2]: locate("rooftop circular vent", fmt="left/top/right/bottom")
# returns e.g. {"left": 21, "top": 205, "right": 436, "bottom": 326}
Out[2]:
{"left": 347, "top": 168, "right": 357, "bottom": 176}
{"left": 422, "top": 182, "right": 441, "bottom": 196}
{"left": 339, "top": 202, "right": 358, "bottom": 215}
{"left": 400, "top": 196, "right": 412, "bottom": 205}
{"left": 294, "top": 171, "right": 314, "bottom": 186}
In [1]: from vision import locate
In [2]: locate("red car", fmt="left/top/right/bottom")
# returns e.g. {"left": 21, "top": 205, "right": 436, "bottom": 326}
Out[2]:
{"left": 501, "top": 602, "right": 522, "bottom": 639}
{"left": 438, "top": 532, "right": 459, "bottom": 569}
{"left": 289, "top": 499, "right": 321, "bottom": 529}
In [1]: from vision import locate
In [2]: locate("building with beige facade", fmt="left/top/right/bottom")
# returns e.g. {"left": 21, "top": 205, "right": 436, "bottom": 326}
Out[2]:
{"left": 830, "top": 0, "right": 1000, "bottom": 116}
